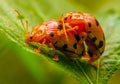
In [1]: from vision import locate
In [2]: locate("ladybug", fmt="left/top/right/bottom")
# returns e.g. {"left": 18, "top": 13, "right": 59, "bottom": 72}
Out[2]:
{"left": 59, "top": 12, "right": 105, "bottom": 62}
{"left": 25, "top": 20, "right": 86, "bottom": 60}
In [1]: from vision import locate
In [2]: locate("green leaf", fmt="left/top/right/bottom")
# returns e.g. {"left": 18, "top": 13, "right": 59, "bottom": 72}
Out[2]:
{"left": 0, "top": 0, "right": 120, "bottom": 84}
{"left": 97, "top": 11, "right": 120, "bottom": 84}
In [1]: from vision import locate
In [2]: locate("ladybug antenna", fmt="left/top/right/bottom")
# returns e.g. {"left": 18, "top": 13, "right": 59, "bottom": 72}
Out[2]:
{"left": 15, "top": 10, "right": 25, "bottom": 29}
{"left": 25, "top": 21, "right": 29, "bottom": 36}
{"left": 61, "top": 16, "right": 69, "bottom": 43}
{"left": 15, "top": 10, "right": 29, "bottom": 36}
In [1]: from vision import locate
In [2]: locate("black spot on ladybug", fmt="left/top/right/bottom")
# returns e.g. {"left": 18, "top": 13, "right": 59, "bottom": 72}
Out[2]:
{"left": 73, "top": 43, "right": 77, "bottom": 49}
{"left": 49, "top": 32, "right": 54, "bottom": 37}
{"left": 30, "top": 36, "right": 33, "bottom": 39}
{"left": 92, "top": 37, "right": 97, "bottom": 42}
{"left": 58, "top": 25, "right": 63, "bottom": 30}
{"left": 80, "top": 51, "right": 84, "bottom": 56}
{"left": 81, "top": 35, "right": 85, "bottom": 39}
{"left": 54, "top": 41, "right": 58, "bottom": 45}
{"left": 74, "top": 34, "right": 80, "bottom": 41}
{"left": 88, "top": 31, "right": 92, "bottom": 33}
{"left": 98, "top": 41, "right": 103, "bottom": 48}
{"left": 64, "top": 17, "right": 68, "bottom": 20}
{"left": 88, "top": 51, "right": 93, "bottom": 57}
{"left": 95, "top": 19, "right": 99, "bottom": 26}
{"left": 62, "top": 44, "right": 68, "bottom": 50}
{"left": 88, "top": 22, "right": 92, "bottom": 27}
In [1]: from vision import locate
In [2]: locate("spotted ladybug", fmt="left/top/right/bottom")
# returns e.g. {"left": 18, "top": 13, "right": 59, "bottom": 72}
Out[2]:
{"left": 60, "top": 12, "right": 105, "bottom": 62}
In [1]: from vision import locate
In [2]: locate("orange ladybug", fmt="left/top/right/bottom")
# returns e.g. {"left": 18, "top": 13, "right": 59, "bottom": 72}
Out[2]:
{"left": 60, "top": 12, "right": 105, "bottom": 62}
{"left": 25, "top": 19, "right": 86, "bottom": 60}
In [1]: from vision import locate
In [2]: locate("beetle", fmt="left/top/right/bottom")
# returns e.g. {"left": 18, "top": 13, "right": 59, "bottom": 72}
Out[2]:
{"left": 25, "top": 20, "right": 86, "bottom": 61}
{"left": 59, "top": 12, "right": 105, "bottom": 62}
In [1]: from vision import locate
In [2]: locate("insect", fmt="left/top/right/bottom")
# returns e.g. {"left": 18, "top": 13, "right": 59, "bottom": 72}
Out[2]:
{"left": 59, "top": 12, "right": 105, "bottom": 63}
{"left": 25, "top": 20, "right": 86, "bottom": 61}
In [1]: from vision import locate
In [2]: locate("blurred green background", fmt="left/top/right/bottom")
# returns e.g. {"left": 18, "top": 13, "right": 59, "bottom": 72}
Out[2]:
{"left": 0, "top": 0, "right": 120, "bottom": 84}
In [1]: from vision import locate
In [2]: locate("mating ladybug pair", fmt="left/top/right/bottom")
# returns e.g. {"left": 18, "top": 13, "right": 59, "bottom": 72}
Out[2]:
{"left": 16, "top": 11, "right": 105, "bottom": 63}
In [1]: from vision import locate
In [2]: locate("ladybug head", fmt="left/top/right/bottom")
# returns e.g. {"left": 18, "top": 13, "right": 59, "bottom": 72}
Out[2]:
{"left": 15, "top": 10, "right": 46, "bottom": 43}
{"left": 26, "top": 24, "right": 46, "bottom": 42}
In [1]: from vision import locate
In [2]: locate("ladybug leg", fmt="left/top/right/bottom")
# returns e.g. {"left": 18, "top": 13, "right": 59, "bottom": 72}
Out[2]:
{"left": 65, "top": 23, "right": 79, "bottom": 32}
{"left": 78, "top": 32, "right": 87, "bottom": 44}
{"left": 85, "top": 39, "right": 100, "bottom": 67}
{"left": 57, "top": 26, "right": 78, "bottom": 35}
{"left": 35, "top": 39, "right": 46, "bottom": 53}
{"left": 81, "top": 41, "right": 91, "bottom": 60}
{"left": 82, "top": 50, "right": 99, "bottom": 68}
{"left": 88, "top": 55, "right": 100, "bottom": 68}
{"left": 66, "top": 26, "right": 79, "bottom": 32}
{"left": 86, "top": 39, "right": 100, "bottom": 62}
{"left": 48, "top": 43, "right": 59, "bottom": 61}
{"left": 61, "top": 17, "right": 69, "bottom": 42}
{"left": 53, "top": 51, "right": 59, "bottom": 61}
